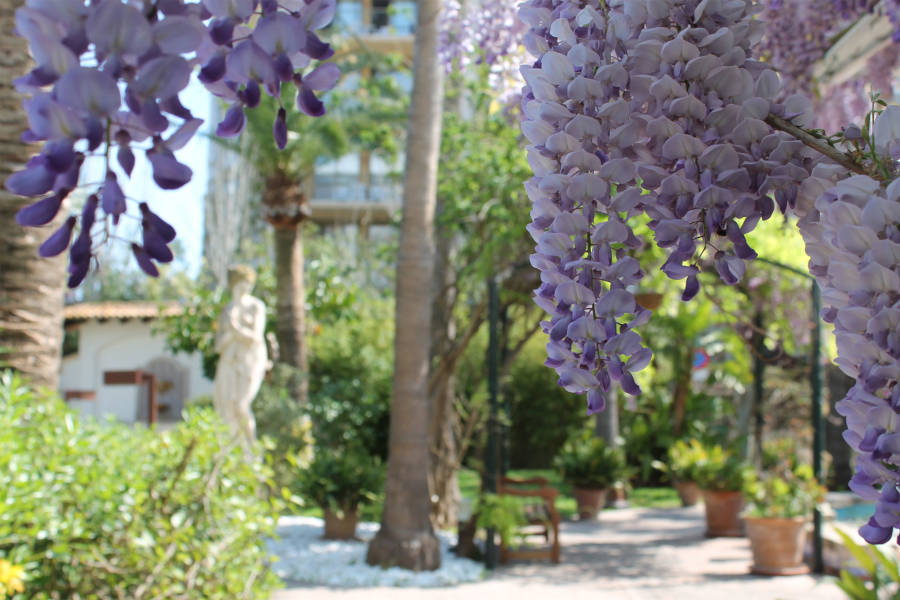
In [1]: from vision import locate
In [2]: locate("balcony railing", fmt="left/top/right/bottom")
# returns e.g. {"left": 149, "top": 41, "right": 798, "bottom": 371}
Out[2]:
{"left": 312, "top": 175, "right": 402, "bottom": 205}
{"left": 334, "top": 1, "right": 416, "bottom": 36}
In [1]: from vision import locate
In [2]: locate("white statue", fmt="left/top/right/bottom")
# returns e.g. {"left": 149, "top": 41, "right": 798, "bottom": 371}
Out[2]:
{"left": 213, "top": 265, "right": 267, "bottom": 448}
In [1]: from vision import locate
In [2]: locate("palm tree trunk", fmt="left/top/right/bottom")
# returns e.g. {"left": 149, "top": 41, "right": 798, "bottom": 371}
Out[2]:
{"left": 264, "top": 175, "right": 309, "bottom": 406}
{"left": 272, "top": 224, "right": 308, "bottom": 404}
{"left": 0, "top": 0, "right": 66, "bottom": 388}
{"left": 366, "top": 0, "right": 443, "bottom": 571}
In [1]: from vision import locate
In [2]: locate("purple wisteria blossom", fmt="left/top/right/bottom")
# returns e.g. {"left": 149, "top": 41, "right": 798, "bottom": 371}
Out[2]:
{"left": 439, "top": 0, "right": 527, "bottom": 102}
{"left": 7, "top": 0, "right": 338, "bottom": 285}
{"left": 794, "top": 110, "right": 900, "bottom": 543}
{"left": 519, "top": 0, "right": 817, "bottom": 414}
{"left": 757, "top": 0, "right": 848, "bottom": 99}
{"left": 520, "top": 0, "right": 899, "bottom": 546}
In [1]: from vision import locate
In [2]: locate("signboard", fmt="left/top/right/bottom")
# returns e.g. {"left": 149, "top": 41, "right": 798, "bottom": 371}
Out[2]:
{"left": 692, "top": 348, "right": 710, "bottom": 371}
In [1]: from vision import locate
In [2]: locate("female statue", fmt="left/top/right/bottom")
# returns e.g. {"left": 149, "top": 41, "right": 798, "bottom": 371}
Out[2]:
{"left": 213, "top": 265, "right": 267, "bottom": 448}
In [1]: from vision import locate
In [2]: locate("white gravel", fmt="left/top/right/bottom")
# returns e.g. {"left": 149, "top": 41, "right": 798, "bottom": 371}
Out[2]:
{"left": 269, "top": 516, "right": 485, "bottom": 587}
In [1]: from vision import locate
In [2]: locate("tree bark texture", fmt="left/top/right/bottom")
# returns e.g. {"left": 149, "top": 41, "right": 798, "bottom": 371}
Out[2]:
{"left": 0, "top": 1, "right": 66, "bottom": 388}
{"left": 671, "top": 345, "right": 691, "bottom": 437}
{"left": 264, "top": 176, "right": 309, "bottom": 406}
{"left": 428, "top": 197, "right": 460, "bottom": 531}
{"left": 366, "top": 0, "right": 443, "bottom": 571}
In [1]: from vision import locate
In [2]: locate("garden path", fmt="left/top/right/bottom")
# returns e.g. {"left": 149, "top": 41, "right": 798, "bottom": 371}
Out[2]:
{"left": 274, "top": 505, "right": 845, "bottom": 600}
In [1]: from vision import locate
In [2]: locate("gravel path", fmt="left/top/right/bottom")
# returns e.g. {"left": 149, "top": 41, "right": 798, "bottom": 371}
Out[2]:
{"left": 273, "top": 505, "right": 846, "bottom": 600}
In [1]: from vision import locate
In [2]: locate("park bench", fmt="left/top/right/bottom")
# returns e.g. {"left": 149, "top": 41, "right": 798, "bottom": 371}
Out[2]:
{"left": 497, "top": 476, "right": 561, "bottom": 564}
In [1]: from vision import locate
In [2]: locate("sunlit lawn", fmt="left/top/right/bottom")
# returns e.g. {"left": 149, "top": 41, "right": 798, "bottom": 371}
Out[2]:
{"left": 458, "top": 468, "right": 680, "bottom": 520}
{"left": 294, "top": 468, "right": 679, "bottom": 524}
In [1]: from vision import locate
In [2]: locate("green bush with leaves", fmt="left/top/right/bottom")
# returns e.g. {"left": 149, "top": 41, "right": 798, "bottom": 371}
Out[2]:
{"left": 306, "top": 298, "right": 393, "bottom": 459}
{"left": 158, "top": 285, "right": 226, "bottom": 379}
{"left": 833, "top": 527, "right": 900, "bottom": 599}
{"left": 253, "top": 365, "right": 313, "bottom": 496}
{"left": 743, "top": 439, "right": 825, "bottom": 518}
{"left": 664, "top": 439, "right": 708, "bottom": 483}
{"left": 693, "top": 443, "right": 751, "bottom": 492}
{"left": 504, "top": 339, "right": 590, "bottom": 469}
{"left": 0, "top": 373, "right": 281, "bottom": 599}
{"left": 475, "top": 494, "right": 527, "bottom": 547}
{"left": 553, "top": 431, "right": 632, "bottom": 490}
{"left": 295, "top": 448, "right": 384, "bottom": 515}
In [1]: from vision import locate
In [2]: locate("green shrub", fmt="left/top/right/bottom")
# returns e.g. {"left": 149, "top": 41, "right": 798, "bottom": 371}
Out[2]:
{"left": 663, "top": 439, "right": 707, "bottom": 483}
{"left": 743, "top": 439, "right": 824, "bottom": 518}
{"left": 553, "top": 431, "right": 632, "bottom": 489}
{"left": 693, "top": 443, "right": 751, "bottom": 492}
{"left": 306, "top": 298, "right": 393, "bottom": 460}
{"left": 833, "top": 527, "right": 900, "bottom": 599}
{"left": 253, "top": 365, "right": 313, "bottom": 496}
{"left": 475, "top": 493, "right": 526, "bottom": 547}
{"left": 0, "top": 372, "right": 281, "bottom": 599}
{"left": 296, "top": 448, "right": 384, "bottom": 514}
{"left": 504, "top": 339, "right": 590, "bottom": 469}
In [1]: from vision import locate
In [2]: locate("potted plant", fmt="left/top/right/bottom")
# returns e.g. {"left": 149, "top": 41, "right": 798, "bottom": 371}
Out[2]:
{"left": 296, "top": 446, "right": 384, "bottom": 540}
{"left": 694, "top": 443, "right": 751, "bottom": 537}
{"left": 553, "top": 432, "right": 631, "bottom": 520}
{"left": 742, "top": 441, "right": 826, "bottom": 575}
{"left": 475, "top": 493, "right": 527, "bottom": 552}
{"left": 666, "top": 439, "right": 706, "bottom": 507}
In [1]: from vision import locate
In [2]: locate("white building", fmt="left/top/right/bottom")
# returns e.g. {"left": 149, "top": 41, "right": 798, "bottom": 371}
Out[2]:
{"left": 59, "top": 302, "right": 213, "bottom": 425}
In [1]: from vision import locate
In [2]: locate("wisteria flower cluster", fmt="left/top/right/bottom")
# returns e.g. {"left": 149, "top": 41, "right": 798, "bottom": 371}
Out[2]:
{"left": 519, "top": 0, "right": 900, "bottom": 544}
{"left": 439, "top": 0, "right": 527, "bottom": 102}
{"left": 757, "top": 0, "right": 848, "bottom": 99}
{"left": 519, "top": 0, "right": 818, "bottom": 413}
{"left": 794, "top": 111, "right": 900, "bottom": 543}
{"left": 7, "top": 0, "right": 339, "bottom": 286}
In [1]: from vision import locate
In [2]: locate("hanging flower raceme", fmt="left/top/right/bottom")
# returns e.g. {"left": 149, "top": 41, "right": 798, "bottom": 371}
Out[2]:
{"left": 520, "top": 0, "right": 900, "bottom": 546}
{"left": 792, "top": 108, "right": 900, "bottom": 544}
{"left": 439, "top": 0, "right": 528, "bottom": 102}
{"left": 7, "top": 0, "right": 338, "bottom": 285}
{"left": 519, "top": 0, "right": 818, "bottom": 414}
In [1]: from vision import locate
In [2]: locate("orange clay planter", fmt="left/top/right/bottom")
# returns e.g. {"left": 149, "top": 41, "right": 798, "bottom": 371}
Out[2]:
{"left": 702, "top": 489, "right": 744, "bottom": 537}
{"left": 744, "top": 516, "right": 810, "bottom": 575}
{"left": 323, "top": 508, "right": 360, "bottom": 540}
{"left": 573, "top": 487, "right": 607, "bottom": 520}
{"left": 674, "top": 480, "right": 701, "bottom": 507}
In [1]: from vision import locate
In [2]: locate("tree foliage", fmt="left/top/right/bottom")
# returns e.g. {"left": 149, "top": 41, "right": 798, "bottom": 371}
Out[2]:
{"left": 0, "top": 373, "right": 280, "bottom": 599}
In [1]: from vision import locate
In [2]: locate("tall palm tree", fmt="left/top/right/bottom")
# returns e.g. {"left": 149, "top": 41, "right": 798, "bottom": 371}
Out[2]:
{"left": 366, "top": 0, "right": 443, "bottom": 571}
{"left": 0, "top": 0, "right": 66, "bottom": 388}
{"left": 244, "top": 100, "right": 343, "bottom": 407}
{"left": 232, "top": 52, "right": 407, "bottom": 406}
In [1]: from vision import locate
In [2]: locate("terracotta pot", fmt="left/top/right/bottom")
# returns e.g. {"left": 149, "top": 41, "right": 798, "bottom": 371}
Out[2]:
{"left": 674, "top": 480, "right": 701, "bottom": 507}
{"left": 573, "top": 487, "right": 607, "bottom": 520}
{"left": 745, "top": 516, "right": 810, "bottom": 575}
{"left": 702, "top": 489, "right": 744, "bottom": 537}
{"left": 322, "top": 507, "right": 359, "bottom": 540}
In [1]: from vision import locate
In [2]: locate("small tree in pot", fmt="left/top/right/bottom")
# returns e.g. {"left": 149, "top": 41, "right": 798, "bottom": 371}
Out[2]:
{"left": 554, "top": 431, "right": 631, "bottom": 520}
{"left": 664, "top": 439, "right": 707, "bottom": 507}
{"left": 297, "top": 447, "right": 384, "bottom": 540}
{"left": 694, "top": 443, "right": 751, "bottom": 537}
{"left": 742, "top": 440, "right": 825, "bottom": 575}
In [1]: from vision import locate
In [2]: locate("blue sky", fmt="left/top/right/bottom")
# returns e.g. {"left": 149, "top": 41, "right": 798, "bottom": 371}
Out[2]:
{"left": 81, "top": 80, "right": 211, "bottom": 278}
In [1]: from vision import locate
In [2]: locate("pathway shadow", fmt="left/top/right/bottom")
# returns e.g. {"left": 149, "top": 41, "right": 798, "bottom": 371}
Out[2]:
{"left": 492, "top": 538, "right": 753, "bottom": 589}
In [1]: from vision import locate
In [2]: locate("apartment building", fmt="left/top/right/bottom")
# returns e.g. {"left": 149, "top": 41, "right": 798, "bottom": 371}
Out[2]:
{"left": 203, "top": 0, "right": 415, "bottom": 282}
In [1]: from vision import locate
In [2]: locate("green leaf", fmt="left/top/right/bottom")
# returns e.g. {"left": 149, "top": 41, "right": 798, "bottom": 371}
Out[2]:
{"left": 835, "top": 528, "right": 877, "bottom": 575}
{"left": 836, "top": 569, "right": 875, "bottom": 600}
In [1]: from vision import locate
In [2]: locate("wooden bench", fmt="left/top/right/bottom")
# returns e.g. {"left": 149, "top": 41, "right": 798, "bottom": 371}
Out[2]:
{"left": 497, "top": 476, "right": 561, "bottom": 564}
